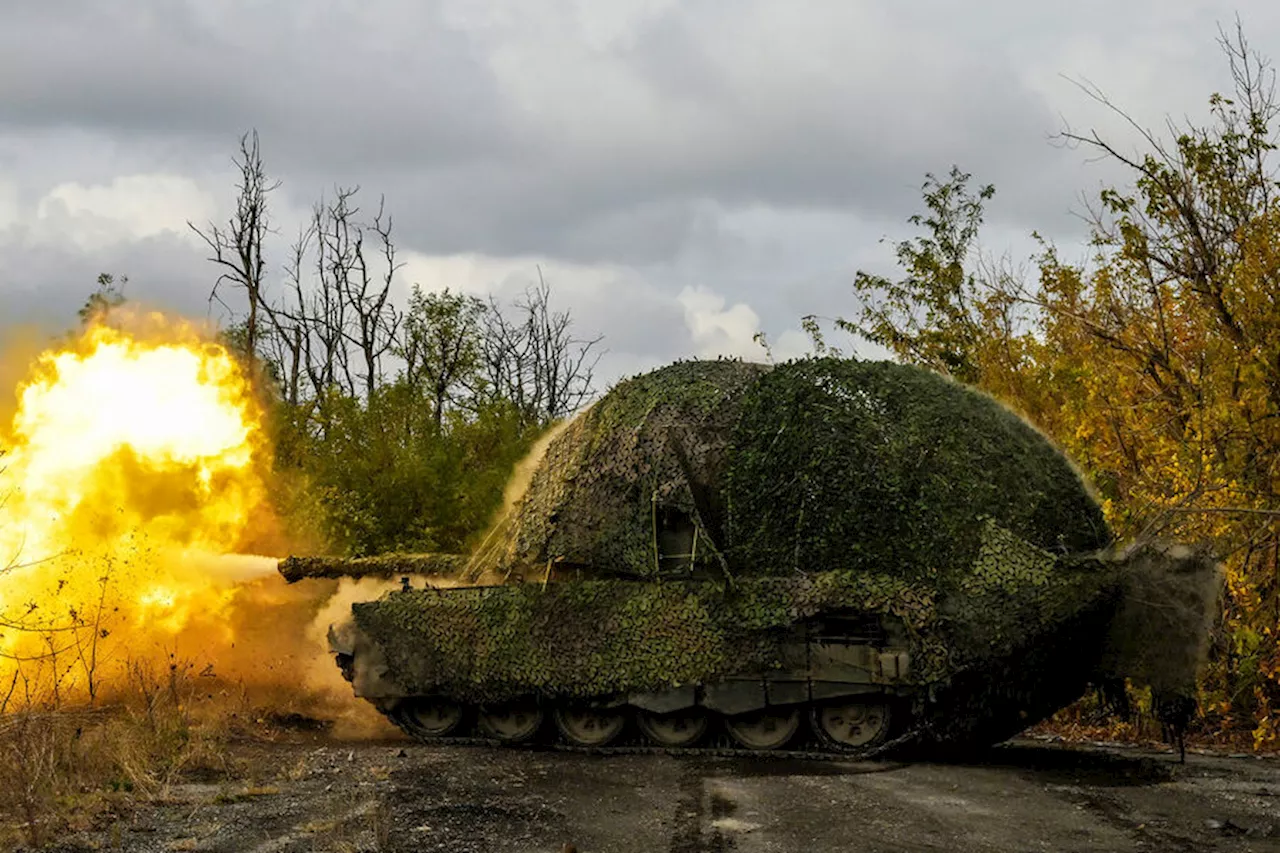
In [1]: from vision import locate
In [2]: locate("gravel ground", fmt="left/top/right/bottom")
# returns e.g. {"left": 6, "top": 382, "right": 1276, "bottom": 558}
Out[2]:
{"left": 44, "top": 738, "right": 1280, "bottom": 853}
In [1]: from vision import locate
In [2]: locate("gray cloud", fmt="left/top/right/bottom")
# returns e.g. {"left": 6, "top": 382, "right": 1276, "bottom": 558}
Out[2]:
{"left": 3, "top": 0, "right": 1279, "bottom": 381}
{"left": 0, "top": 232, "right": 210, "bottom": 328}
{"left": 0, "top": 0, "right": 1072, "bottom": 261}
{"left": 0, "top": 2, "right": 516, "bottom": 171}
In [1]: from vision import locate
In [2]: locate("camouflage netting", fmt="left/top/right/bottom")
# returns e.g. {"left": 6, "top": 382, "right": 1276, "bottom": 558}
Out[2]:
{"left": 352, "top": 522, "right": 1125, "bottom": 706}
{"left": 1097, "top": 542, "right": 1222, "bottom": 697}
{"left": 278, "top": 553, "right": 468, "bottom": 584}
{"left": 726, "top": 359, "right": 1111, "bottom": 578}
{"left": 353, "top": 571, "right": 933, "bottom": 703}
{"left": 303, "top": 357, "right": 1110, "bottom": 589}
{"left": 312, "top": 356, "right": 1181, "bottom": 744}
{"left": 471, "top": 357, "right": 1110, "bottom": 585}
{"left": 938, "top": 522, "right": 1120, "bottom": 663}
{"left": 484, "top": 359, "right": 769, "bottom": 579}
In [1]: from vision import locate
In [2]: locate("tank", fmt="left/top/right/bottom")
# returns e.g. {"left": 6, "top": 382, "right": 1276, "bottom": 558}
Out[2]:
{"left": 281, "top": 358, "right": 1219, "bottom": 755}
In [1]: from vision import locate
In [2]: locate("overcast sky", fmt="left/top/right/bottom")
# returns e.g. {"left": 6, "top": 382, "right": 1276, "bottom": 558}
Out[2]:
{"left": 2, "top": 0, "right": 1277, "bottom": 384}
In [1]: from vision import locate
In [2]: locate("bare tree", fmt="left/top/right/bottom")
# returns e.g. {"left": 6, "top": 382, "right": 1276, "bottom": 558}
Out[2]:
{"left": 341, "top": 196, "right": 403, "bottom": 399}
{"left": 254, "top": 185, "right": 405, "bottom": 409}
{"left": 481, "top": 269, "right": 602, "bottom": 426}
{"left": 312, "top": 187, "right": 358, "bottom": 397}
{"left": 296, "top": 186, "right": 403, "bottom": 400}
{"left": 191, "top": 132, "right": 595, "bottom": 430}
{"left": 188, "top": 130, "right": 280, "bottom": 367}
{"left": 260, "top": 221, "right": 317, "bottom": 407}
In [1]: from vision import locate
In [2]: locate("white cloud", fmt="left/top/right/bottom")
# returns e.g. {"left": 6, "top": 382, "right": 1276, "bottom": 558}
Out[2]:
{"left": 4, "top": 0, "right": 1278, "bottom": 385}
{"left": 394, "top": 251, "right": 827, "bottom": 380}
{"left": 768, "top": 328, "right": 814, "bottom": 362}
{"left": 677, "top": 284, "right": 769, "bottom": 361}
{"left": 396, "top": 250, "right": 645, "bottom": 311}
{"left": 32, "top": 174, "right": 215, "bottom": 251}
{"left": 396, "top": 250, "right": 692, "bottom": 381}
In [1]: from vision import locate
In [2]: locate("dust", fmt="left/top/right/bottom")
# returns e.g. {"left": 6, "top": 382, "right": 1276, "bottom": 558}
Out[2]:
{"left": 297, "top": 422, "right": 583, "bottom": 726}
{"left": 503, "top": 419, "right": 576, "bottom": 512}
{"left": 0, "top": 312, "right": 401, "bottom": 738}
{"left": 104, "top": 572, "right": 407, "bottom": 740}
{"left": 465, "top": 417, "right": 577, "bottom": 581}
{"left": 303, "top": 576, "right": 405, "bottom": 736}
{"left": 273, "top": 423, "right": 582, "bottom": 728}
{"left": 302, "top": 574, "right": 481, "bottom": 736}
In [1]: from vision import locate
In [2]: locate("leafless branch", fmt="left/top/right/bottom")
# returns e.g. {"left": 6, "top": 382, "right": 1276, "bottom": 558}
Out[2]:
{"left": 188, "top": 130, "right": 280, "bottom": 367}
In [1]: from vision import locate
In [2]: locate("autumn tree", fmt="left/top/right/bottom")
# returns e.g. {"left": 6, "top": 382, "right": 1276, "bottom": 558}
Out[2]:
{"left": 841, "top": 23, "right": 1280, "bottom": 745}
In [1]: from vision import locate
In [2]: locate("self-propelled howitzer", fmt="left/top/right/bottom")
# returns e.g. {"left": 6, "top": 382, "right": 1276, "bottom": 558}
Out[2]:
{"left": 280, "top": 358, "right": 1218, "bottom": 756}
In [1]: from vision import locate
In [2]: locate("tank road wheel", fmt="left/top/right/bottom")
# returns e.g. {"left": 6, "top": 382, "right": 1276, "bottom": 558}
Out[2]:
{"left": 724, "top": 707, "right": 801, "bottom": 750}
{"left": 477, "top": 700, "right": 545, "bottom": 744}
{"left": 636, "top": 708, "right": 709, "bottom": 748}
{"left": 553, "top": 705, "right": 627, "bottom": 747}
{"left": 396, "top": 697, "right": 467, "bottom": 739}
{"left": 810, "top": 698, "right": 892, "bottom": 752}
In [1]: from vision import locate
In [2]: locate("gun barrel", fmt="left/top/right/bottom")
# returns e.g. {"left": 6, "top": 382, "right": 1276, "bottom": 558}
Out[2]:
{"left": 277, "top": 553, "right": 469, "bottom": 584}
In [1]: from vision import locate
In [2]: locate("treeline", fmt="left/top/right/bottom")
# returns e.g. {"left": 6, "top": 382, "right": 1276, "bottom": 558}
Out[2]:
{"left": 186, "top": 134, "right": 601, "bottom": 556}
{"left": 829, "top": 25, "right": 1279, "bottom": 746}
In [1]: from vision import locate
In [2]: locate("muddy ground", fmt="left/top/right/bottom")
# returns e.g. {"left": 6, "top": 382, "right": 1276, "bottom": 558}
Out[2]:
{"left": 46, "top": 737, "right": 1280, "bottom": 853}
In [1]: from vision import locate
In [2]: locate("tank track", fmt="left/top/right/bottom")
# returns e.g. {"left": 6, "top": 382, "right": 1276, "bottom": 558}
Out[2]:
{"left": 378, "top": 705, "right": 921, "bottom": 762}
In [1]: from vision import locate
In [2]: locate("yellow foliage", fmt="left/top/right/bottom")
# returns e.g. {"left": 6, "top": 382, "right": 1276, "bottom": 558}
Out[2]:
{"left": 966, "top": 217, "right": 1280, "bottom": 747}
{"left": 847, "top": 31, "right": 1280, "bottom": 745}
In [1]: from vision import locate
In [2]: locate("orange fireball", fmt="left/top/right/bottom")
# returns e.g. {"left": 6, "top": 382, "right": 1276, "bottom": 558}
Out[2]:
{"left": 0, "top": 319, "right": 275, "bottom": 693}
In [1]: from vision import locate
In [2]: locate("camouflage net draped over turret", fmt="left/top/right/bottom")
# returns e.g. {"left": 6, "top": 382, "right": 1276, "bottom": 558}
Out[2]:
{"left": 726, "top": 359, "right": 1111, "bottom": 578}
{"left": 483, "top": 357, "right": 1109, "bottom": 585}
{"left": 487, "top": 360, "right": 768, "bottom": 579}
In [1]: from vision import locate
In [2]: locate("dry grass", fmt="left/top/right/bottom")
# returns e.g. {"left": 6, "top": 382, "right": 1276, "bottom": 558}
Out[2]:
{"left": 0, "top": 705, "right": 225, "bottom": 849}
{"left": 0, "top": 656, "right": 320, "bottom": 851}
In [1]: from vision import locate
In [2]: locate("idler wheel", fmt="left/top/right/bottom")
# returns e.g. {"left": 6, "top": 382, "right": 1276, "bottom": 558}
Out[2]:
{"left": 809, "top": 698, "right": 892, "bottom": 752}
{"left": 397, "top": 697, "right": 467, "bottom": 738}
{"left": 477, "top": 699, "right": 545, "bottom": 744}
{"left": 723, "top": 707, "right": 800, "bottom": 750}
{"left": 636, "top": 708, "right": 708, "bottom": 748}
{"left": 553, "top": 704, "right": 626, "bottom": 747}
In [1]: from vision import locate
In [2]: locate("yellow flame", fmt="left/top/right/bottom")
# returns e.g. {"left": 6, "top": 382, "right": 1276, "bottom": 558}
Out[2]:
{"left": 0, "top": 321, "right": 272, "bottom": 691}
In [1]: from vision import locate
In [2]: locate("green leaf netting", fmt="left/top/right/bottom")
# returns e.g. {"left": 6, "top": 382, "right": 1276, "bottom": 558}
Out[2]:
{"left": 725, "top": 358, "right": 1111, "bottom": 579}
{"left": 335, "top": 356, "right": 1136, "bottom": 734}
{"left": 278, "top": 553, "right": 467, "bottom": 583}
{"left": 355, "top": 571, "right": 932, "bottom": 702}
{"left": 352, "top": 523, "right": 1123, "bottom": 704}
{"left": 491, "top": 359, "right": 768, "bottom": 578}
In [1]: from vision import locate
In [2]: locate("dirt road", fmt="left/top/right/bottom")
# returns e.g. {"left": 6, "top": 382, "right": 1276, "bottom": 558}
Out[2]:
{"left": 49, "top": 738, "right": 1279, "bottom": 853}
